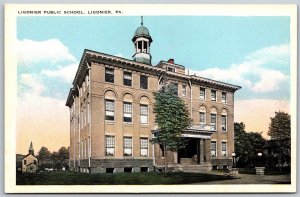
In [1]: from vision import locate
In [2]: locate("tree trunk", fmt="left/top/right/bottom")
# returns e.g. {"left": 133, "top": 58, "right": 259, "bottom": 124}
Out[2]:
{"left": 163, "top": 146, "right": 167, "bottom": 174}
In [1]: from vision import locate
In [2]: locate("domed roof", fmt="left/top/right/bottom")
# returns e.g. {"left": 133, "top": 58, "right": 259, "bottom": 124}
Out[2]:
{"left": 134, "top": 25, "right": 150, "bottom": 36}
{"left": 132, "top": 25, "right": 152, "bottom": 42}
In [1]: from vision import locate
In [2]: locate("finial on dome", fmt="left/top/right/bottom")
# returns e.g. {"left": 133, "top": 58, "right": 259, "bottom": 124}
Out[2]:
{"left": 141, "top": 16, "right": 143, "bottom": 25}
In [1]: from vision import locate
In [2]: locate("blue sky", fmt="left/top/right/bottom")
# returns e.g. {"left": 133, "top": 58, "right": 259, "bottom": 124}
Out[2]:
{"left": 17, "top": 16, "right": 290, "bottom": 101}
{"left": 16, "top": 16, "right": 291, "bottom": 152}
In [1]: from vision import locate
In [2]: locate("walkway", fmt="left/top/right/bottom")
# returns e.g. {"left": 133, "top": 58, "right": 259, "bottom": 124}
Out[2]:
{"left": 193, "top": 173, "right": 291, "bottom": 184}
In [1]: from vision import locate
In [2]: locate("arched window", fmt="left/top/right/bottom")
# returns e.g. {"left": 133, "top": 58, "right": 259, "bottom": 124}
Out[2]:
{"left": 105, "top": 90, "right": 116, "bottom": 121}
{"left": 210, "top": 107, "right": 218, "bottom": 131}
{"left": 199, "top": 106, "right": 206, "bottom": 127}
{"left": 221, "top": 109, "right": 228, "bottom": 132}
{"left": 123, "top": 93, "right": 133, "bottom": 123}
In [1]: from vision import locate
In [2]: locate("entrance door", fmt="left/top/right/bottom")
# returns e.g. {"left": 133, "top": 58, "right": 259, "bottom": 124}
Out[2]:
{"left": 178, "top": 138, "right": 200, "bottom": 164}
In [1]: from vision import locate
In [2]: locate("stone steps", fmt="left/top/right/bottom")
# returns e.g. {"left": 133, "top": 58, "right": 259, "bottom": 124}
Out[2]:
{"left": 174, "top": 163, "right": 212, "bottom": 173}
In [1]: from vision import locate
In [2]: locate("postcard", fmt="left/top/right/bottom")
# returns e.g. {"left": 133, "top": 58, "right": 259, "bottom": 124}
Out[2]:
{"left": 4, "top": 4, "right": 297, "bottom": 193}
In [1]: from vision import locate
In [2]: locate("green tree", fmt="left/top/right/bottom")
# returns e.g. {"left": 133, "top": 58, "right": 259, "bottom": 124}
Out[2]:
{"left": 37, "top": 146, "right": 51, "bottom": 168}
{"left": 58, "top": 146, "right": 69, "bottom": 169}
{"left": 51, "top": 151, "right": 59, "bottom": 169}
{"left": 268, "top": 111, "right": 291, "bottom": 168}
{"left": 234, "top": 122, "right": 266, "bottom": 167}
{"left": 150, "top": 84, "right": 191, "bottom": 172}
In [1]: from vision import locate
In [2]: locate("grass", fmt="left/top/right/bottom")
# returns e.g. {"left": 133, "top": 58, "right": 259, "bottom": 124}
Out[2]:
{"left": 16, "top": 171, "right": 234, "bottom": 185}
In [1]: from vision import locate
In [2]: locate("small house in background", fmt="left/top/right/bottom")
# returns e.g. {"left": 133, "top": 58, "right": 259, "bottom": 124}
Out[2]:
{"left": 22, "top": 142, "right": 38, "bottom": 173}
{"left": 16, "top": 154, "right": 24, "bottom": 173}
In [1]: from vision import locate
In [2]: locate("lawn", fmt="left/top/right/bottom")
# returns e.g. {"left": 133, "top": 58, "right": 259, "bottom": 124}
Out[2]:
{"left": 16, "top": 171, "right": 234, "bottom": 185}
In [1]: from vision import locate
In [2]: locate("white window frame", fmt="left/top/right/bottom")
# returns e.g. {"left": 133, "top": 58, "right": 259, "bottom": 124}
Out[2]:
{"left": 123, "top": 137, "right": 133, "bottom": 156}
{"left": 199, "top": 112, "right": 206, "bottom": 125}
{"left": 123, "top": 102, "right": 133, "bottom": 123}
{"left": 140, "top": 138, "right": 148, "bottom": 157}
{"left": 211, "top": 141, "right": 217, "bottom": 157}
{"left": 211, "top": 90, "right": 216, "bottom": 101}
{"left": 221, "top": 141, "right": 227, "bottom": 157}
{"left": 105, "top": 68, "right": 114, "bottom": 83}
{"left": 140, "top": 104, "right": 148, "bottom": 124}
{"left": 222, "top": 92, "right": 227, "bottom": 103}
{"left": 105, "top": 135, "right": 115, "bottom": 156}
{"left": 210, "top": 113, "right": 217, "bottom": 131}
{"left": 200, "top": 88, "right": 205, "bottom": 100}
{"left": 221, "top": 115, "right": 227, "bottom": 132}
{"left": 182, "top": 84, "right": 187, "bottom": 97}
{"left": 123, "top": 72, "right": 132, "bottom": 86}
{"left": 105, "top": 99, "right": 115, "bottom": 121}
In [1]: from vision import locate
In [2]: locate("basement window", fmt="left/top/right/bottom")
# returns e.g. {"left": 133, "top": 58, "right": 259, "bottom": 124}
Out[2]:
{"left": 141, "top": 167, "right": 148, "bottom": 172}
{"left": 106, "top": 168, "right": 114, "bottom": 173}
{"left": 124, "top": 167, "right": 132, "bottom": 173}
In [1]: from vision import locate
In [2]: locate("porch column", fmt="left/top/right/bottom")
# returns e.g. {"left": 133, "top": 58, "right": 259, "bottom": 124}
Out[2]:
{"left": 200, "top": 139, "right": 204, "bottom": 163}
{"left": 174, "top": 152, "right": 178, "bottom": 164}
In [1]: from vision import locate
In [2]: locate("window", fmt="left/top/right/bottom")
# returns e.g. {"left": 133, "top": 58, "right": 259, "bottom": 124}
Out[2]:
{"left": 123, "top": 72, "right": 132, "bottom": 86}
{"left": 221, "top": 115, "right": 227, "bottom": 131}
{"left": 105, "top": 68, "right": 114, "bottom": 83}
{"left": 85, "top": 139, "right": 88, "bottom": 158}
{"left": 211, "top": 90, "right": 216, "bottom": 101}
{"left": 105, "top": 136, "right": 115, "bottom": 156}
{"left": 106, "top": 168, "right": 114, "bottom": 173}
{"left": 24, "top": 160, "right": 26, "bottom": 165}
{"left": 211, "top": 114, "right": 216, "bottom": 131}
{"left": 140, "top": 75, "right": 148, "bottom": 89}
{"left": 83, "top": 140, "right": 86, "bottom": 158}
{"left": 87, "top": 101, "right": 90, "bottom": 123}
{"left": 80, "top": 140, "right": 83, "bottom": 158}
{"left": 222, "top": 142, "right": 227, "bottom": 157}
{"left": 141, "top": 167, "right": 148, "bottom": 172}
{"left": 140, "top": 138, "right": 148, "bottom": 157}
{"left": 182, "top": 85, "right": 187, "bottom": 97}
{"left": 124, "top": 137, "right": 132, "bottom": 156}
{"left": 200, "top": 112, "right": 205, "bottom": 125}
{"left": 222, "top": 92, "right": 227, "bottom": 103}
{"left": 140, "top": 105, "right": 148, "bottom": 124}
{"left": 200, "top": 88, "right": 205, "bottom": 100}
{"left": 123, "top": 102, "right": 132, "bottom": 123}
{"left": 211, "top": 141, "right": 217, "bottom": 157}
{"left": 167, "top": 67, "right": 175, "bottom": 72}
{"left": 171, "top": 82, "right": 178, "bottom": 95}
{"left": 124, "top": 167, "right": 132, "bottom": 172}
{"left": 160, "top": 144, "right": 165, "bottom": 157}
{"left": 105, "top": 100, "right": 115, "bottom": 121}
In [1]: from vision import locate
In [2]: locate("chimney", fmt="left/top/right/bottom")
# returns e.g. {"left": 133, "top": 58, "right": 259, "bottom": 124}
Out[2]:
{"left": 167, "top": 58, "right": 174, "bottom": 64}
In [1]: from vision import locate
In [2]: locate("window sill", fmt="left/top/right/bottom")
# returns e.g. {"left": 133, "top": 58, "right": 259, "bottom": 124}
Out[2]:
{"left": 123, "top": 156, "right": 133, "bottom": 158}
{"left": 105, "top": 155, "right": 115, "bottom": 158}
{"left": 105, "top": 121, "right": 115, "bottom": 124}
{"left": 123, "top": 122, "right": 133, "bottom": 126}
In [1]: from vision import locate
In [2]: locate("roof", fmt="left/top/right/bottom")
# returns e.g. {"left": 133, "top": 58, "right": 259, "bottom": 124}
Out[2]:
{"left": 134, "top": 25, "right": 150, "bottom": 36}
{"left": 132, "top": 25, "right": 153, "bottom": 42}
{"left": 66, "top": 49, "right": 241, "bottom": 107}
{"left": 156, "top": 60, "right": 185, "bottom": 69}
{"left": 22, "top": 153, "right": 37, "bottom": 160}
{"left": 16, "top": 154, "right": 25, "bottom": 162}
{"left": 29, "top": 141, "right": 34, "bottom": 151}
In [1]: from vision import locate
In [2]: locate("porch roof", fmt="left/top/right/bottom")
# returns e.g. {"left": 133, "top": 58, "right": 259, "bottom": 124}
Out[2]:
{"left": 151, "top": 125, "right": 214, "bottom": 139}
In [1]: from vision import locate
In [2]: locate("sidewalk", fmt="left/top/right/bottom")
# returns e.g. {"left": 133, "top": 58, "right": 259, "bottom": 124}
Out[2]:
{"left": 193, "top": 173, "right": 291, "bottom": 184}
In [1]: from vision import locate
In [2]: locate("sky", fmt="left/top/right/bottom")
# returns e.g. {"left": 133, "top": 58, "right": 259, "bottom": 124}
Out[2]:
{"left": 16, "top": 16, "right": 290, "bottom": 154}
